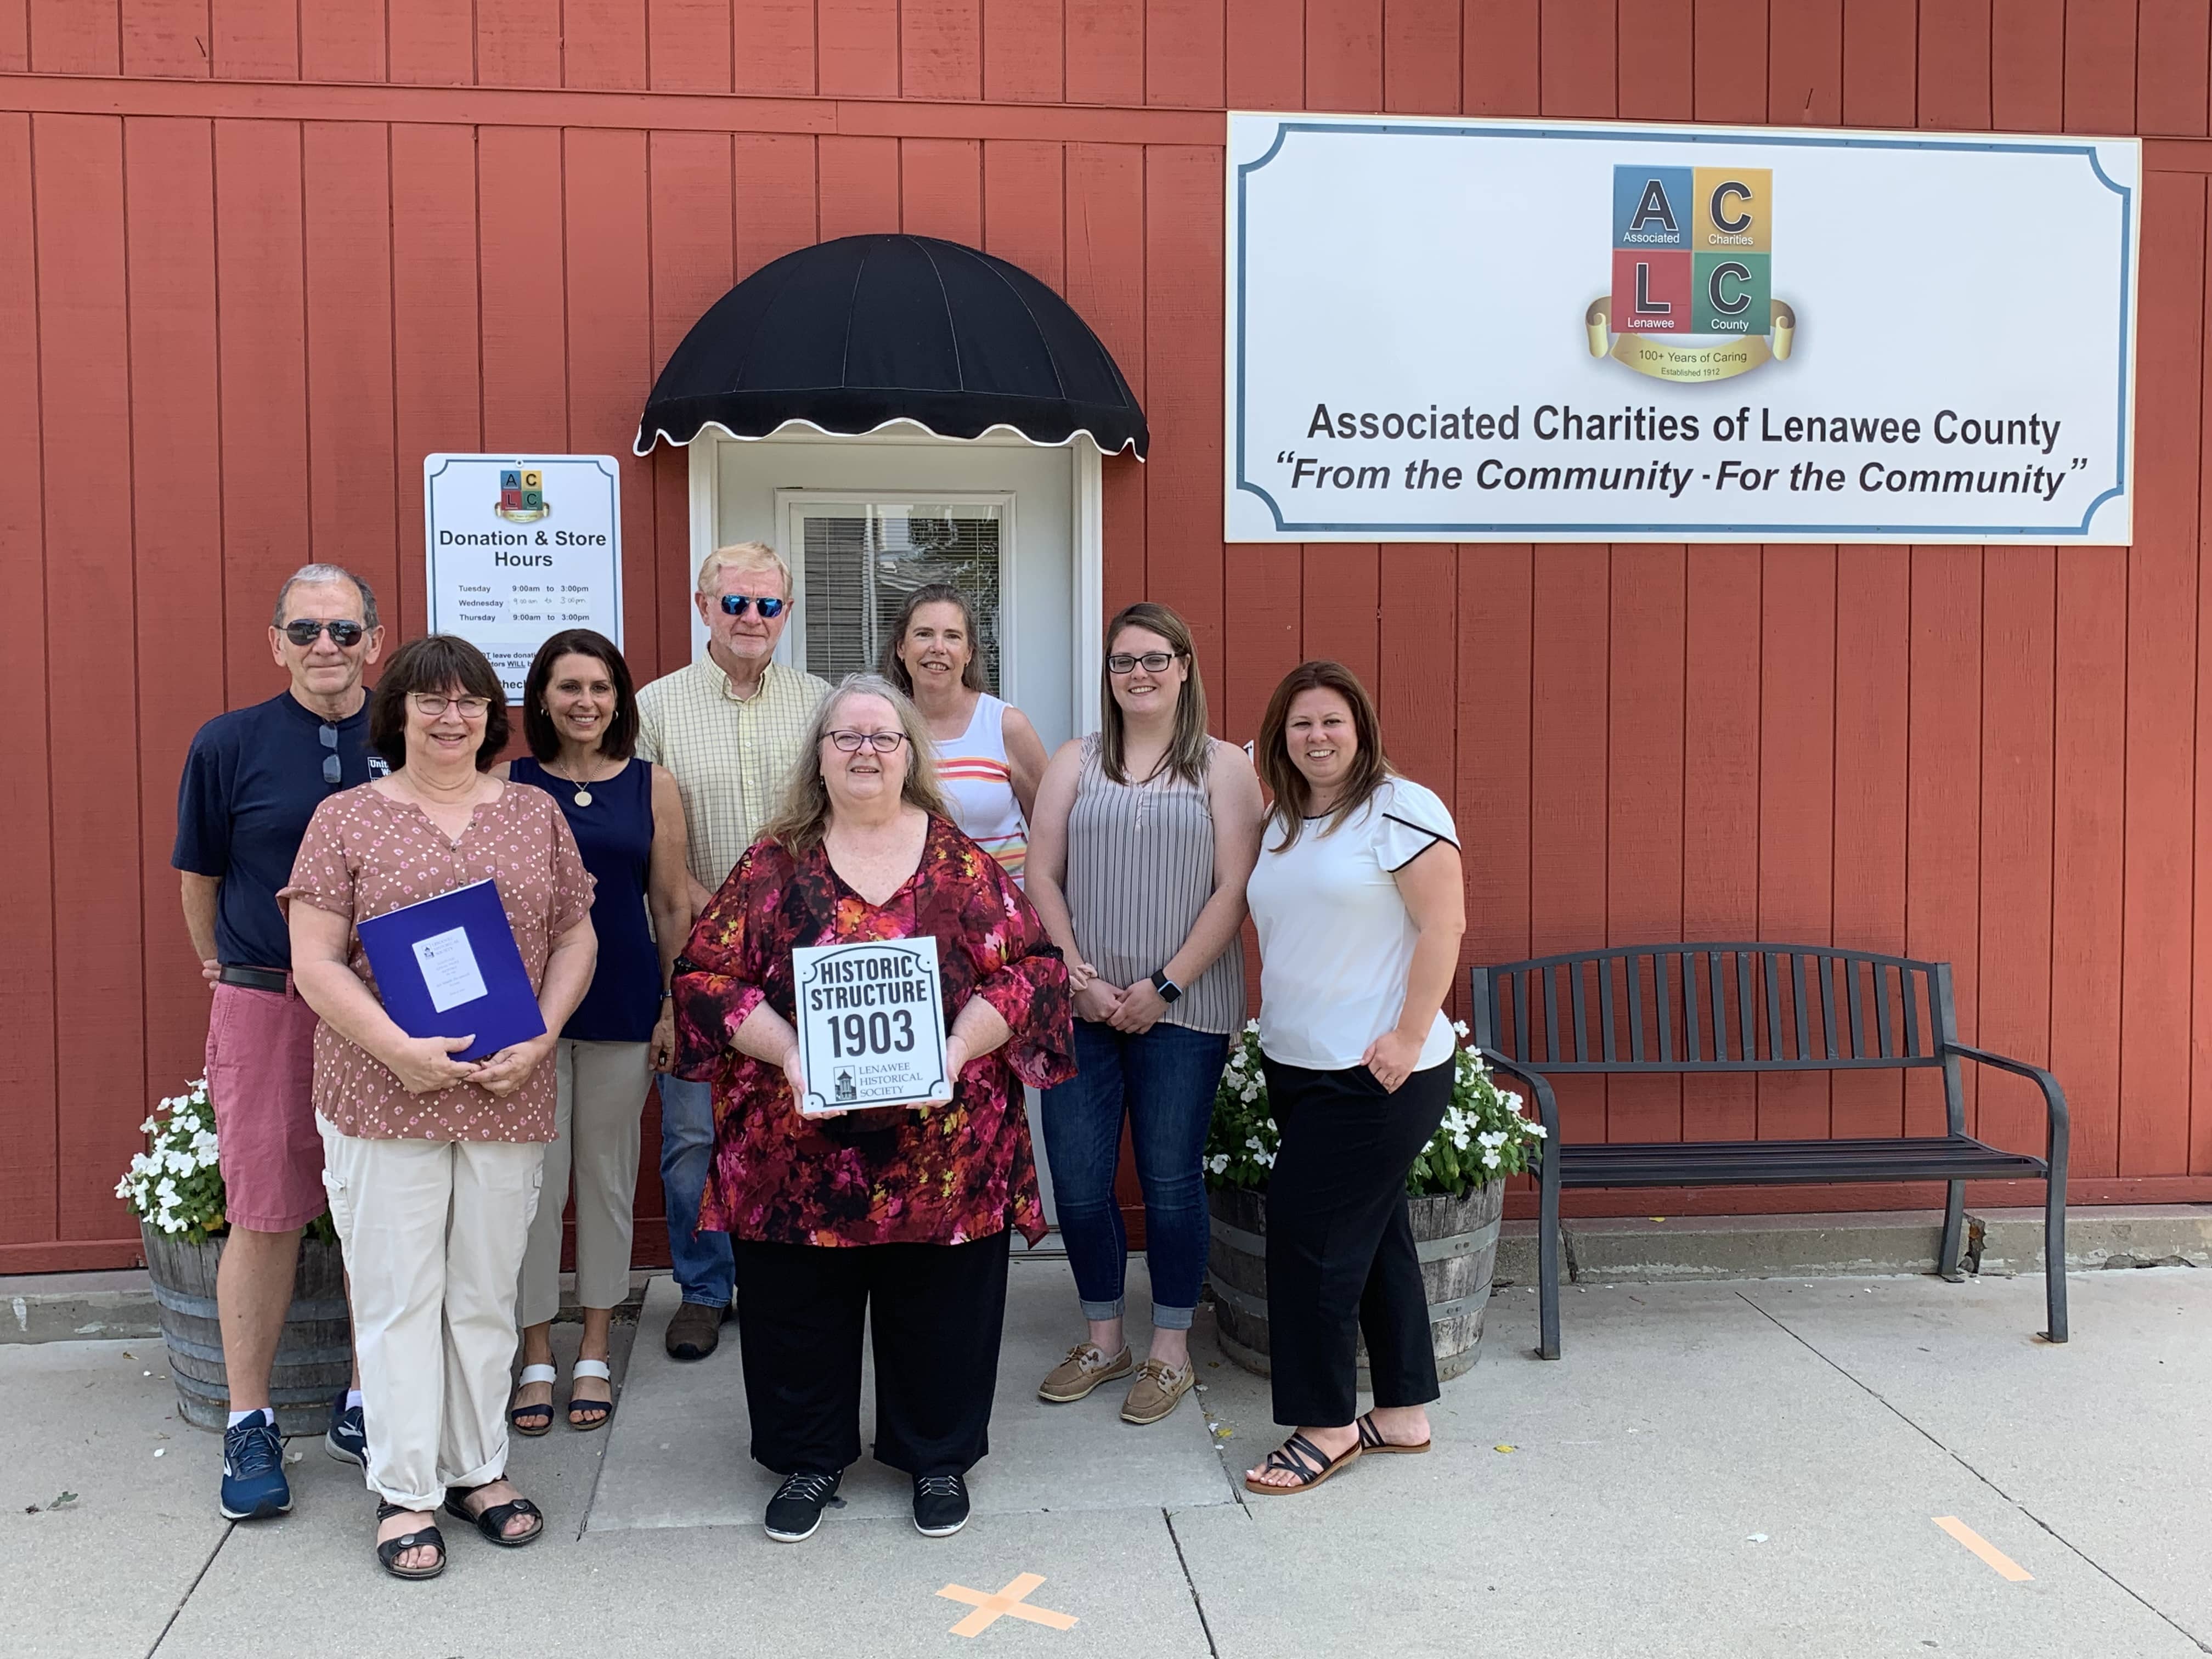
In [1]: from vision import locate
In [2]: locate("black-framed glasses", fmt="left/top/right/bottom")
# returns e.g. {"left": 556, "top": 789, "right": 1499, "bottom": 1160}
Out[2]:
{"left": 1106, "top": 650, "right": 1180, "bottom": 675}
{"left": 720, "top": 594, "right": 787, "bottom": 619}
{"left": 408, "top": 693, "right": 492, "bottom": 720}
{"left": 826, "top": 729, "right": 907, "bottom": 754}
{"left": 319, "top": 723, "right": 342, "bottom": 787}
{"left": 284, "top": 618, "right": 366, "bottom": 648}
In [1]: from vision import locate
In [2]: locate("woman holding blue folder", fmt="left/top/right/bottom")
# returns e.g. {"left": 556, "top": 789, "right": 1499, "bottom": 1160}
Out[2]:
{"left": 286, "top": 635, "right": 599, "bottom": 1582}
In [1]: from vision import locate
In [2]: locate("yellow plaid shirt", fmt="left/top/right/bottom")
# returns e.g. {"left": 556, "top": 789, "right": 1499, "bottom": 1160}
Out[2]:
{"left": 634, "top": 657, "right": 832, "bottom": 890}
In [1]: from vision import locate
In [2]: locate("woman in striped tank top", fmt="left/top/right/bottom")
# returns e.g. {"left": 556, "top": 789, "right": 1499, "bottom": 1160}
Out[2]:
{"left": 1026, "top": 603, "right": 1263, "bottom": 1427}
{"left": 883, "top": 584, "right": 1048, "bottom": 884}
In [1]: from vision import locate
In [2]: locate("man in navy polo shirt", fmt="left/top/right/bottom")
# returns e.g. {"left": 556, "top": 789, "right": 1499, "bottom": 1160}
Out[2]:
{"left": 174, "top": 563, "right": 387, "bottom": 1521}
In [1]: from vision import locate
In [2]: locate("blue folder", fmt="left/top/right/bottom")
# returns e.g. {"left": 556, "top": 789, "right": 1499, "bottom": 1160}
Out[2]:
{"left": 356, "top": 878, "right": 546, "bottom": 1063}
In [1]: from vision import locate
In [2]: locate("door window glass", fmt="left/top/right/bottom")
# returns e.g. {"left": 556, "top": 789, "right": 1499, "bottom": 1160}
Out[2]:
{"left": 794, "top": 503, "right": 1005, "bottom": 693}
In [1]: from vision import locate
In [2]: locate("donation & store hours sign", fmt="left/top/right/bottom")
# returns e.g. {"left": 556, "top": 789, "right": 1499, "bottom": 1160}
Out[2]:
{"left": 792, "top": 939, "right": 951, "bottom": 1115}
{"left": 425, "top": 454, "right": 623, "bottom": 699}
{"left": 1226, "top": 114, "right": 2140, "bottom": 545}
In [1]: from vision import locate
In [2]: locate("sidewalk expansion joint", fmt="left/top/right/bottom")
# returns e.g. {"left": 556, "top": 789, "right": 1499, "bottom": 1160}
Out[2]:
{"left": 144, "top": 1519, "right": 232, "bottom": 1658}
{"left": 1734, "top": 1289, "right": 2212, "bottom": 1656}
{"left": 1164, "top": 1508, "right": 1222, "bottom": 1658}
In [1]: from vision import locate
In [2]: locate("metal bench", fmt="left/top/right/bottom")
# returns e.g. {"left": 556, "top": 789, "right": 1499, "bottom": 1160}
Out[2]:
{"left": 1469, "top": 945, "right": 2069, "bottom": 1358}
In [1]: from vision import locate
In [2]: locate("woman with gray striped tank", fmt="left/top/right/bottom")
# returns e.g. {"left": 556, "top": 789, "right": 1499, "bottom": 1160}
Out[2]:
{"left": 1025, "top": 603, "right": 1262, "bottom": 1426}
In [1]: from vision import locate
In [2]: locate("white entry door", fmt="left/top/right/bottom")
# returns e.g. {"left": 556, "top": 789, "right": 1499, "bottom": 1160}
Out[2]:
{"left": 695, "top": 425, "right": 1103, "bottom": 1235}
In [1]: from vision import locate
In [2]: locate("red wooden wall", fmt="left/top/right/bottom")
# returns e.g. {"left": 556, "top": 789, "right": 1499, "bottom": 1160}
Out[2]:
{"left": 4, "top": 0, "right": 2211, "bottom": 1269}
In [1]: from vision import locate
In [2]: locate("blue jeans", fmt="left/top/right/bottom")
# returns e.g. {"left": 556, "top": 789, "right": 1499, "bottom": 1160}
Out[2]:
{"left": 657, "top": 1075, "right": 733, "bottom": 1308}
{"left": 1040, "top": 1020, "right": 1227, "bottom": 1330}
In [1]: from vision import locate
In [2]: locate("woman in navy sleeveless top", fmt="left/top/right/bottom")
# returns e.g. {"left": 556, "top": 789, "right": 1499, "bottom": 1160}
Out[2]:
{"left": 499, "top": 630, "right": 692, "bottom": 1432}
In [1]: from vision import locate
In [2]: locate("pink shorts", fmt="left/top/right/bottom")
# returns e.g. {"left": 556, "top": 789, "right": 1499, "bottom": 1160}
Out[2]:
{"left": 206, "top": 981, "right": 325, "bottom": 1232}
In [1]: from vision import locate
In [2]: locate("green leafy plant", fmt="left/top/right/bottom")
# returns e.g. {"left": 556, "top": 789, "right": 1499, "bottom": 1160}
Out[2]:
{"left": 116, "top": 1077, "right": 334, "bottom": 1245}
{"left": 1204, "top": 1020, "right": 1547, "bottom": 1197}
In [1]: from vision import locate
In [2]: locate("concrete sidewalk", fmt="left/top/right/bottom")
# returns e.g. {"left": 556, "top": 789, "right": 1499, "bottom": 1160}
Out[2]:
{"left": 4, "top": 1257, "right": 2207, "bottom": 1658}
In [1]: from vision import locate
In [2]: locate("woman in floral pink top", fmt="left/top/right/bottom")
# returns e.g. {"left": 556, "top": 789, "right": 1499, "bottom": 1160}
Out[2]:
{"left": 672, "top": 673, "right": 1073, "bottom": 1544}
{"left": 285, "top": 636, "right": 597, "bottom": 1582}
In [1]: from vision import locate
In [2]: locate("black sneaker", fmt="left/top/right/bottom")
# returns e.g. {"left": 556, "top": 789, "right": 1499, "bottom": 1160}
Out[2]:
{"left": 912, "top": 1472, "right": 970, "bottom": 1537}
{"left": 324, "top": 1389, "right": 367, "bottom": 1468}
{"left": 764, "top": 1469, "right": 842, "bottom": 1543}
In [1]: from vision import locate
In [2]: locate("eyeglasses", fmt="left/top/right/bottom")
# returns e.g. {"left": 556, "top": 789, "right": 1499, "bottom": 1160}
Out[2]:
{"left": 283, "top": 619, "right": 366, "bottom": 648}
{"left": 408, "top": 692, "right": 492, "bottom": 720}
{"left": 1106, "top": 651, "right": 1180, "bottom": 675}
{"left": 319, "top": 723, "right": 341, "bottom": 787}
{"left": 826, "top": 729, "right": 907, "bottom": 754}
{"left": 719, "top": 594, "right": 787, "bottom": 619}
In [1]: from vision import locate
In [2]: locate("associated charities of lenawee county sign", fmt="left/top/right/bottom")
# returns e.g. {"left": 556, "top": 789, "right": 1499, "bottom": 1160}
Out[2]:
{"left": 1224, "top": 114, "right": 2140, "bottom": 544}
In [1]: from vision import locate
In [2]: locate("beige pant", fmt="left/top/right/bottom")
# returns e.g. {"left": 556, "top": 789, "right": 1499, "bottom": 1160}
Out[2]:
{"left": 317, "top": 1115, "right": 545, "bottom": 1511}
{"left": 517, "top": 1038, "right": 651, "bottom": 1328}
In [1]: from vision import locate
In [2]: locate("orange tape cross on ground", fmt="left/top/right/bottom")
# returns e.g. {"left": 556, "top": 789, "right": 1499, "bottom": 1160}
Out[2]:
{"left": 936, "top": 1573, "right": 1080, "bottom": 1638}
{"left": 1932, "top": 1516, "right": 2034, "bottom": 1581}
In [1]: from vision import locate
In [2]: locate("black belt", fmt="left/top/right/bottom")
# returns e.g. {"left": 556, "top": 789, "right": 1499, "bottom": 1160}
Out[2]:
{"left": 218, "top": 965, "right": 290, "bottom": 994}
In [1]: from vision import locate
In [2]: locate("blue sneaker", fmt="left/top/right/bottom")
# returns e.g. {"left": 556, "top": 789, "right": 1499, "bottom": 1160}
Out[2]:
{"left": 325, "top": 1390, "right": 366, "bottom": 1468}
{"left": 219, "top": 1413, "right": 291, "bottom": 1520}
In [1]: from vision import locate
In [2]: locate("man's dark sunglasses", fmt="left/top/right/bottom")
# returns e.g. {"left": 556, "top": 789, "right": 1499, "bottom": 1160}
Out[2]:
{"left": 719, "top": 594, "right": 786, "bottom": 619}
{"left": 284, "top": 618, "right": 366, "bottom": 647}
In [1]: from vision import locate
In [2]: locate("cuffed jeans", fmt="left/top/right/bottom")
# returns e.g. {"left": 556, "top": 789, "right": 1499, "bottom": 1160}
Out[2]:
{"left": 657, "top": 1075, "right": 733, "bottom": 1308}
{"left": 1039, "top": 1019, "right": 1227, "bottom": 1330}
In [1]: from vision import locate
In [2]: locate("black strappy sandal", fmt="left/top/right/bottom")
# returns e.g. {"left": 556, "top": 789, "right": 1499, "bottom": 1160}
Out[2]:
{"left": 1357, "top": 1412, "right": 1431, "bottom": 1455}
{"left": 1242, "top": 1430, "right": 1363, "bottom": 1496}
{"left": 374, "top": 1503, "right": 447, "bottom": 1580}
{"left": 443, "top": 1481, "right": 545, "bottom": 1548}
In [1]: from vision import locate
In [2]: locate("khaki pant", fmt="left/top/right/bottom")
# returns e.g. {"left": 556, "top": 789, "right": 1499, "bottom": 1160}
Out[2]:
{"left": 317, "top": 1115, "right": 545, "bottom": 1511}
{"left": 517, "top": 1038, "right": 651, "bottom": 1328}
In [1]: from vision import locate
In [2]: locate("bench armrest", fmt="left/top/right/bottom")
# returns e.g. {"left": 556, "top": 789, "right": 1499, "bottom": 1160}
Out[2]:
{"left": 1941, "top": 1043, "right": 2070, "bottom": 1181}
{"left": 1474, "top": 1046, "right": 1559, "bottom": 1158}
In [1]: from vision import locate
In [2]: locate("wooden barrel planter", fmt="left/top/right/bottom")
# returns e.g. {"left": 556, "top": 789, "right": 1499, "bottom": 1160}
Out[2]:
{"left": 141, "top": 1223, "right": 354, "bottom": 1435}
{"left": 1205, "top": 1180, "right": 1506, "bottom": 1383}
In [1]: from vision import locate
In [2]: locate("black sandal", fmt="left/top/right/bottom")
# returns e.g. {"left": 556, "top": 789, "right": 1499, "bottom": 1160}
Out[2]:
{"left": 1357, "top": 1412, "right": 1431, "bottom": 1454}
{"left": 509, "top": 1363, "right": 556, "bottom": 1437}
{"left": 443, "top": 1481, "right": 545, "bottom": 1548}
{"left": 374, "top": 1503, "right": 447, "bottom": 1579}
{"left": 1242, "top": 1430, "right": 1363, "bottom": 1496}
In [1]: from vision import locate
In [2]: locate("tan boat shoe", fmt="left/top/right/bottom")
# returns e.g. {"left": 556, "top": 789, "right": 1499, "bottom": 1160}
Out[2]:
{"left": 1119, "top": 1357, "right": 1195, "bottom": 1425}
{"left": 1037, "top": 1342, "right": 1135, "bottom": 1403}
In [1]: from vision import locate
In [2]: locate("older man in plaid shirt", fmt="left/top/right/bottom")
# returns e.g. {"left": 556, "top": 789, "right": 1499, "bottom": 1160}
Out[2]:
{"left": 636, "top": 541, "right": 831, "bottom": 1361}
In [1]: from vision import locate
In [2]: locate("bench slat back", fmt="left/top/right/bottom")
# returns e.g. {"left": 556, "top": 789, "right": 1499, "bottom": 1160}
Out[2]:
{"left": 1471, "top": 945, "right": 1951, "bottom": 1074}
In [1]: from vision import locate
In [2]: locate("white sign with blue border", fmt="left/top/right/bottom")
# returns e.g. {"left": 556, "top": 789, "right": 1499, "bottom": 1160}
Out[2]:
{"left": 424, "top": 454, "right": 623, "bottom": 699}
{"left": 1226, "top": 114, "right": 2139, "bottom": 545}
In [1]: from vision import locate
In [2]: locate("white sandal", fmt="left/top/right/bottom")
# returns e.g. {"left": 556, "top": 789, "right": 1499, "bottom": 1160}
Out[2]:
{"left": 567, "top": 1357, "right": 614, "bottom": 1432}
{"left": 509, "top": 1363, "right": 558, "bottom": 1437}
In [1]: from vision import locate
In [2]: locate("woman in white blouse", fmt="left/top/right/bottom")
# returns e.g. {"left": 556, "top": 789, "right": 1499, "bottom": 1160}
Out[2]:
{"left": 1239, "top": 659, "right": 1466, "bottom": 1494}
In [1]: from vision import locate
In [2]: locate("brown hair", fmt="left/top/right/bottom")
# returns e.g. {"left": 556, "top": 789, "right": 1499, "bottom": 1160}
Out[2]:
{"left": 879, "top": 583, "right": 989, "bottom": 697}
{"left": 1099, "top": 601, "right": 1211, "bottom": 787}
{"left": 1255, "top": 659, "right": 1391, "bottom": 850}
{"left": 522, "top": 629, "right": 638, "bottom": 761}
{"left": 369, "top": 634, "right": 510, "bottom": 772}
{"left": 760, "top": 674, "right": 950, "bottom": 856}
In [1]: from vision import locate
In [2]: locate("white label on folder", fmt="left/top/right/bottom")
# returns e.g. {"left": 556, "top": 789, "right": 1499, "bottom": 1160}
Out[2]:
{"left": 413, "top": 926, "right": 489, "bottom": 1013}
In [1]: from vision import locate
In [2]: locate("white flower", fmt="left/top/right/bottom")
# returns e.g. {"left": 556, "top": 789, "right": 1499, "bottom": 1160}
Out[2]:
{"left": 1525, "top": 1123, "right": 1547, "bottom": 1138}
{"left": 1207, "top": 1153, "right": 1229, "bottom": 1174}
{"left": 1453, "top": 1019, "right": 1470, "bottom": 1037}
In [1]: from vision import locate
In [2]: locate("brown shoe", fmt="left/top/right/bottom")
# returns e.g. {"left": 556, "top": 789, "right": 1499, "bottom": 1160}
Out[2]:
{"left": 1120, "top": 1357, "right": 1195, "bottom": 1425}
{"left": 1036, "top": 1342, "right": 1134, "bottom": 1403}
{"left": 665, "top": 1300, "right": 725, "bottom": 1361}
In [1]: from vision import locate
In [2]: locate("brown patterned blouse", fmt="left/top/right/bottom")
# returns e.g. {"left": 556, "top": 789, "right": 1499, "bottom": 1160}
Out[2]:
{"left": 672, "top": 814, "right": 1074, "bottom": 1248}
{"left": 281, "top": 781, "right": 596, "bottom": 1142}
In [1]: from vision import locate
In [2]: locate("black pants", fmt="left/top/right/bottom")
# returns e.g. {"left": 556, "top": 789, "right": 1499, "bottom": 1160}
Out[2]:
{"left": 731, "top": 1230, "right": 1011, "bottom": 1477}
{"left": 1261, "top": 1056, "right": 1453, "bottom": 1427}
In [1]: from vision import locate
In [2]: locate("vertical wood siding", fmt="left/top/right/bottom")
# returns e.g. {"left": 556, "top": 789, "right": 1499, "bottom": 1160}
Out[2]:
{"left": 4, "top": 0, "right": 2210, "bottom": 1264}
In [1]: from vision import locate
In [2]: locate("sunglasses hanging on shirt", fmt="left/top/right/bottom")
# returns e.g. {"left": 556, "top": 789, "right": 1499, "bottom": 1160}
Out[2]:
{"left": 319, "top": 723, "right": 341, "bottom": 787}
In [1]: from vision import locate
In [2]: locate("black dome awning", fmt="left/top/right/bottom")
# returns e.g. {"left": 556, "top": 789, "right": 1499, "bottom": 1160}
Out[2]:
{"left": 634, "top": 234, "right": 1147, "bottom": 459}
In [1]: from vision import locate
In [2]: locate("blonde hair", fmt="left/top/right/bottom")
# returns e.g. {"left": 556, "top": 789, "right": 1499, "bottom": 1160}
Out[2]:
{"left": 761, "top": 674, "right": 949, "bottom": 856}
{"left": 695, "top": 540, "right": 792, "bottom": 600}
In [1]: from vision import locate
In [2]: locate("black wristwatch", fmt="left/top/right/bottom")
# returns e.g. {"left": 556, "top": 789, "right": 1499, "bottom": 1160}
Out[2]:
{"left": 1150, "top": 969, "right": 1183, "bottom": 1005}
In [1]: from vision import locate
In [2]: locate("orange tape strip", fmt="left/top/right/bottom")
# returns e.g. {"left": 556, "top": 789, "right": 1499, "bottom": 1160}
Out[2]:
{"left": 1933, "top": 1516, "right": 2034, "bottom": 1581}
{"left": 938, "top": 1574, "right": 1080, "bottom": 1637}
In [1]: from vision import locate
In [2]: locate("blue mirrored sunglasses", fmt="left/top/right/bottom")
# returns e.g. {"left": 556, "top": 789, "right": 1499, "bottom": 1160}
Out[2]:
{"left": 720, "top": 594, "right": 786, "bottom": 619}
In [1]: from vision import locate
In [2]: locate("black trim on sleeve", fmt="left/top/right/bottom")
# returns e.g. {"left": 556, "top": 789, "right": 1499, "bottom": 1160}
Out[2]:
{"left": 1380, "top": 811, "right": 1461, "bottom": 868}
